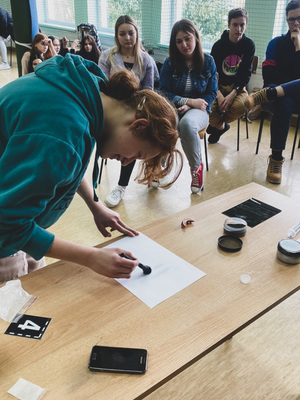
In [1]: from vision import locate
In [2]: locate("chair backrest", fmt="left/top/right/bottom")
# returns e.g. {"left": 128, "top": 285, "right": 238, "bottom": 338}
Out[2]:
{"left": 198, "top": 127, "right": 207, "bottom": 140}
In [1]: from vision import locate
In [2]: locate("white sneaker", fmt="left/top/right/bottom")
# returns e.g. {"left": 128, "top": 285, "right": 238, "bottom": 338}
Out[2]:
{"left": 104, "top": 186, "right": 126, "bottom": 208}
{"left": 150, "top": 174, "right": 172, "bottom": 189}
{"left": 0, "top": 62, "right": 10, "bottom": 70}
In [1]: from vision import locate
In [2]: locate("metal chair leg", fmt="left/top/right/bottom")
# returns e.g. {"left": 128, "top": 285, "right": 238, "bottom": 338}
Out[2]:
{"left": 291, "top": 115, "right": 300, "bottom": 160}
{"left": 203, "top": 132, "right": 209, "bottom": 171}
{"left": 236, "top": 114, "right": 248, "bottom": 152}
{"left": 98, "top": 159, "right": 105, "bottom": 184}
{"left": 237, "top": 118, "right": 240, "bottom": 151}
{"left": 256, "top": 114, "right": 265, "bottom": 154}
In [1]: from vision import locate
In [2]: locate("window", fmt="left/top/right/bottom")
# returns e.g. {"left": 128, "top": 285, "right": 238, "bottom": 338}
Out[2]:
{"left": 160, "top": 0, "right": 245, "bottom": 50}
{"left": 34, "top": 0, "right": 292, "bottom": 65}
{"left": 91, "top": 0, "right": 142, "bottom": 35}
{"left": 273, "top": 0, "right": 288, "bottom": 37}
{"left": 36, "top": 0, "right": 75, "bottom": 28}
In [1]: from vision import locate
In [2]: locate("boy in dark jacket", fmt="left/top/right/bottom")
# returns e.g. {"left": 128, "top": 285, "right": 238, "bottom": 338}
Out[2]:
{"left": 208, "top": 8, "right": 255, "bottom": 144}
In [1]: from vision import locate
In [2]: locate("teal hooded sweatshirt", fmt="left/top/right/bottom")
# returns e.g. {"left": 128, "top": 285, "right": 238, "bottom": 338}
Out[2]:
{"left": 0, "top": 54, "right": 107, "bottom": 259}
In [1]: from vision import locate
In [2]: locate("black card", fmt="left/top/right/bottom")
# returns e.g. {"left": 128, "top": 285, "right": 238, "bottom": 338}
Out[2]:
{"left": 4, "top": 314, "right": 51, "bottom": 340}
{"left": 222, "top": 198, "right": 281, "bottom": 228}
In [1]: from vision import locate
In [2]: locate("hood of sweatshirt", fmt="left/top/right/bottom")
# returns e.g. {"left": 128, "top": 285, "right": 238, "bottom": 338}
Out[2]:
{"left": 35, "top": 54, "right": 108, "bottom": 198}
{"left": 220, "top": 29, "right": 247, "bottom": 52}
{"left": 34, "top": 53, "right": 107, "bottom": 140}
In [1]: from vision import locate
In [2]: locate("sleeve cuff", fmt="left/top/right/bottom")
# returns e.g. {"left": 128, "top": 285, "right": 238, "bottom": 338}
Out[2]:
{"left": 22, "top": 225, "right": 55, "bottom": 261}
{"left": 176, "top": 97, "right": 189, "bottom": 107}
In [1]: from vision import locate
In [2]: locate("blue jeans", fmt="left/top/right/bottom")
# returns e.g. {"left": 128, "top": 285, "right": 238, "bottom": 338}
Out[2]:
{"left": 281, "top": 79, "right": 300, "bottom": 97}
{"left": 178, "top": 108, "right": 209, "bottom": 169}
{"left": 264, "top": 81, "right": 300, "bottom": 151}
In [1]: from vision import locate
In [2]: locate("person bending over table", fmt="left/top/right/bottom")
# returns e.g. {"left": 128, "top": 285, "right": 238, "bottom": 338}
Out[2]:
{"left": 0, "top": 53, "right": 182, "bottom": 283}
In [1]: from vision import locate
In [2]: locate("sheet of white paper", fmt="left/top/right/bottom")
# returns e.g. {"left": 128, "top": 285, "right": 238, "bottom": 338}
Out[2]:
{"left": 105, "top": 233, "right": 205, "bottom": 308}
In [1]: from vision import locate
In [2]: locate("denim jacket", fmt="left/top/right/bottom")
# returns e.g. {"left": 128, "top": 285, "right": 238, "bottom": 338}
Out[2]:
{"left": 159, "top": 53, "right": 218, "bottom": 112}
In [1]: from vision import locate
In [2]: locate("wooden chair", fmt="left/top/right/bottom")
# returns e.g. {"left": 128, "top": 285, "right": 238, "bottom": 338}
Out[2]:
{"left": 198, "top": 126, "right": 209, "bottom": 171}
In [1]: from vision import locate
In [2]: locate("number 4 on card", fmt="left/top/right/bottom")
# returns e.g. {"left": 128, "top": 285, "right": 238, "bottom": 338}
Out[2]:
{"left": 4, "top": 314, "right": 51, "bottom": 340}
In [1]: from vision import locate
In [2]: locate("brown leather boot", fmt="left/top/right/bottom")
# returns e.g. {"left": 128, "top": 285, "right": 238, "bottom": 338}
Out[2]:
{"left": 244, "top": 87, "right": 269, "bottom": 110}
{"left": 266, "top": 155, "right": 284, "bottom": 184}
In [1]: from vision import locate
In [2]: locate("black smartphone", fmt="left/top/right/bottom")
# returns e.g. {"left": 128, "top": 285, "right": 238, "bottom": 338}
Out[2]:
{"left": 88, "top": 345, "right": 148, "bottom": 374}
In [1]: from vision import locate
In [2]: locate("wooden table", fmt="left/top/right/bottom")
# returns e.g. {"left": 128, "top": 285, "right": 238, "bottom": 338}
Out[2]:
{"left": 1, "top": 183, "right": 300, "bottom": 400}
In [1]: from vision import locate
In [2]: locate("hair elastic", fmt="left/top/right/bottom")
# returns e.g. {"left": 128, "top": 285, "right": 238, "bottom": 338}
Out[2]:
{"left": 137, "top": 96, "right": 146, "bottom": 110}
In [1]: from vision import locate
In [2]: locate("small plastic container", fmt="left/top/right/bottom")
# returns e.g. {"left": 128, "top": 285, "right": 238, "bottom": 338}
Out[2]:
{"left": 218, "top": 235, "right": 243, "bottom": 252}
{"left": 277, "top": 238, "right": 300, "bottom": 264}
{"left": 224, "top": 217, "right": 247, "bottom": 237}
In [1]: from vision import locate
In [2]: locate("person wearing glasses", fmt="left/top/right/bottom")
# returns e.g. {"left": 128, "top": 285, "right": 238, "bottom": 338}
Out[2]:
{"left": 21, "top": 33, "right": 56, "bottom": 75}
{"left": 260, "top": 0, "right": 300, "bottom": 184}
{"left": 48, "top": 35, "right": 61, "bottom": 55}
